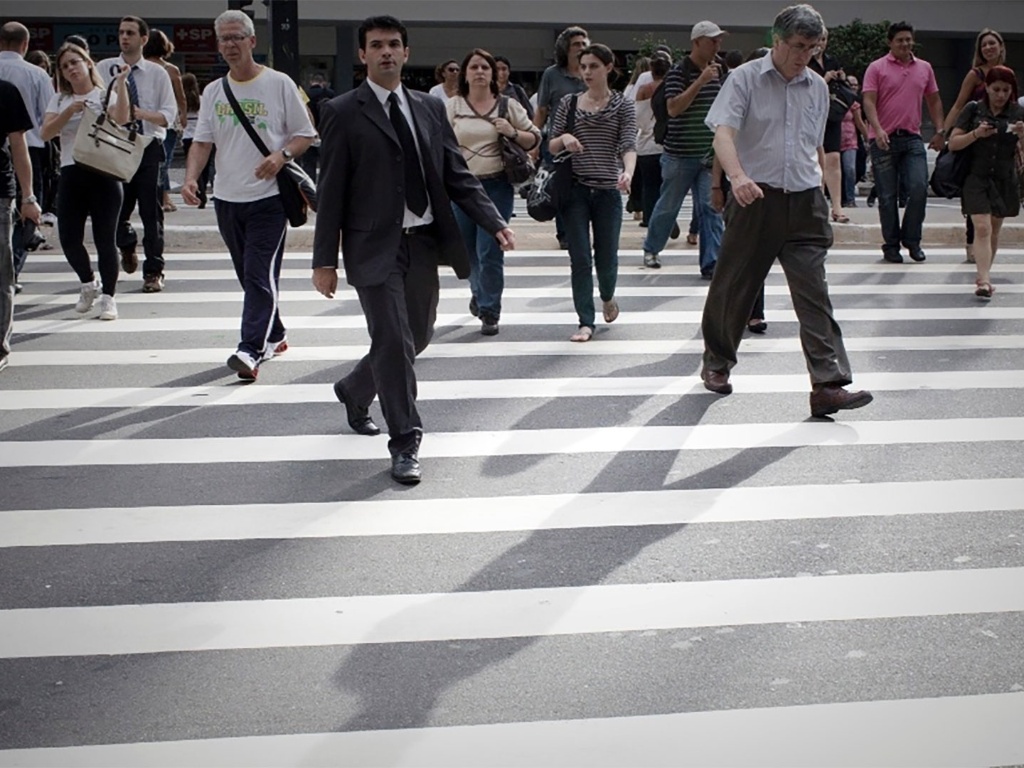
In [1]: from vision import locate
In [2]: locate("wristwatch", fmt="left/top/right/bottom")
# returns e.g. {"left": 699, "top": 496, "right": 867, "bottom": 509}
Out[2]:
{"left": 22, "top": 194, "right": 37, "bottom": 205}
{"left": 281, "top": 148, "right": 294, "bottom": 160}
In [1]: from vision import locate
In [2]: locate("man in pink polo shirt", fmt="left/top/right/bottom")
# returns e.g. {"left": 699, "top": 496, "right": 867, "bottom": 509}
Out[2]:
{"left": 862, "top": 21, "right": 945, "bottom": 264}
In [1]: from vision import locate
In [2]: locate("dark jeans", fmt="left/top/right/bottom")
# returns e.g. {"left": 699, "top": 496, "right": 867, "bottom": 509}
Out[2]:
{"left": 214, "top": 195, "right": 288, "bottom": 358}
{"left": 869, "top": 133, "right": 928, "bottom": 251}
{"left": 345, "top": 229, "right": 440, "bottom": 454}
{"left": 454, "top": 175, "right": 514, "bottom": 320}
{"left": 637, "top": 153, "right": 663, "bottom": 226}
{"left": 562, "top": 182, "right": 621, "bottom": 329}
{"left": 702, "top": 186, "right": 852, "bottom": 386}
{"left": 117, "top": 140, "right": 165, "bottom": 277}
{"left": 11, "top": 145, "right": 49, "bottom": 277}
{"left": 56, "top": 164, "right": 123, "bottom": 297}
{"left": 182, "top": 139, "right": 215, "bottom": 205}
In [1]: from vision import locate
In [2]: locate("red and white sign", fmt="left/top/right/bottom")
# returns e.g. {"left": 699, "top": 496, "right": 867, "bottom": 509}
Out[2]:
{"left": 174, "top": 25, "right": 217, "bottom": 53}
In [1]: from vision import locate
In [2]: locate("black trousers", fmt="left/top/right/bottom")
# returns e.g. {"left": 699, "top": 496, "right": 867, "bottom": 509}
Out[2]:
{"left": 116, "top": 141, "right": 165, "bottom": 277}
{"left": 57, "top": 164, "right": 123, "bottom": 297}
{"left": 343, "top": 229, "right": 440, "bottom": 455}
{"left": 702, "top": 186, "right": 852, "bottom": 386}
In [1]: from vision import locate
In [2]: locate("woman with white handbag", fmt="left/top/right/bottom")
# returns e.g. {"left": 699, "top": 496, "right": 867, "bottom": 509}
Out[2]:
{"left": 41, "top": 43, "right": 130, "bottom": 321}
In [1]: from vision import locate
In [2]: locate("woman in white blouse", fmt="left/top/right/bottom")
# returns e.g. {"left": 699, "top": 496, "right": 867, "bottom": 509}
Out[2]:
{"left": 41, "top": 43, "right": 130, "bottom": 321}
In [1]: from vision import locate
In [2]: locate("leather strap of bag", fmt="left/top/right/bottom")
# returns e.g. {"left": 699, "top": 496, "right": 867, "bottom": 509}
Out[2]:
{"left": 98, "top": 77, "right": 141, "bottom": 139}
{"left": 221, "top": 77, "right": 273, "bottom": 157}
{"left": 498, "top": 95, "right": 539, "bottom": 151}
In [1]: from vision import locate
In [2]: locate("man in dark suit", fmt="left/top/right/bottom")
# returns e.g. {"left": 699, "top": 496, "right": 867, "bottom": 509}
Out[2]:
{"left": 312, "top": 15, "right": 514, "bottom": 485}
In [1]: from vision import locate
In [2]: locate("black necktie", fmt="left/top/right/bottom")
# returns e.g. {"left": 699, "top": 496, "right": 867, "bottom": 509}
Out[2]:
{"left": 388, "top": 92, "right": 428, "bottom": 217}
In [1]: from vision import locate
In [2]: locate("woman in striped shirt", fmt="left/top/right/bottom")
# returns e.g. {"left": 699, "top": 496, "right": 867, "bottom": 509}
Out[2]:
{"left": 549, "top": 43, "right": 637, "bottom": 342}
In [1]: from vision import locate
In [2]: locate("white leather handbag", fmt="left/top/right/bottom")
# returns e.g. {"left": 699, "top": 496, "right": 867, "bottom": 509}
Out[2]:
{"left": 72, "top": 81, "right": 153, "bottom": 181}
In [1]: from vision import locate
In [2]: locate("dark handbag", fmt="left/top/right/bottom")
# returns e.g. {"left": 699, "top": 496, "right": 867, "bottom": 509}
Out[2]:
{"left": 827, "top": 78, "right": 857, "bottom": 123}
{"left": 497, "top": 96, "right": 534, "bottom": 185}
{"left": 929, "top": 145, "right": 971, "bottom": 198}
{"left": 527, "top": 95, "right": 578, "bottom": 222}
{"left": 221, "top": 77, "right": 317, "bottom": 227}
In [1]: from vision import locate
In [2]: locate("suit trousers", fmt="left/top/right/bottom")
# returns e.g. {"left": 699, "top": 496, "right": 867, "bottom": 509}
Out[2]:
{"left": 117, "top": 141, "right": 165, "bottom": 278}
{"left": 701, "top": 186, "right": 853, "bottom": 387}
{"left": 345, "top": 229, "right": 440, "bottom": 455}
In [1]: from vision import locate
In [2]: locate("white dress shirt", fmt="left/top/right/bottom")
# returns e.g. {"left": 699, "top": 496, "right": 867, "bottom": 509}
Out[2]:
{"left": 96, "top": 55, "right": 176, "bottom": 141}
{"left": 366, "top": 78, "right": 433, "bottom": 228}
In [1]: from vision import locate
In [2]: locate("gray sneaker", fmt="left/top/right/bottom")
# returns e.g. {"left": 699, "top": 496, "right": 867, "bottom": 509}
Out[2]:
{"left": 643, "top": 251, "right": 661, "bottom": 269}
{"left": 97, "top": 294, "right": 118, "bottom": 321}
{"left": 75, "top": 278, "right": 101, "bottom": 313}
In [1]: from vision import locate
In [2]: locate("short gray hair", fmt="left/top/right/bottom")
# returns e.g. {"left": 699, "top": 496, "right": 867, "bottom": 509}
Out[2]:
{"left": 772, "top": 4, "right": 824, "bottom": 41}
{"left": 215, "top": 10, "right": 255, "bottom": 37}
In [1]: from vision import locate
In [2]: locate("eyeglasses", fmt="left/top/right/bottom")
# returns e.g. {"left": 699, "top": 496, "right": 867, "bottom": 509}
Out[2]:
{"left": 217, "top": 34, "right": 250, "bottom": 44}
{"left": 782, "top": 39, "right": 822, "bottom": 56}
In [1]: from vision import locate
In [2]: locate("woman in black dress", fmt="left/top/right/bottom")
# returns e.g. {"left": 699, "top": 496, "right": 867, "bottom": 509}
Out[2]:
{"left": 947, "top": 66, "right": 1024, "bottom": 298}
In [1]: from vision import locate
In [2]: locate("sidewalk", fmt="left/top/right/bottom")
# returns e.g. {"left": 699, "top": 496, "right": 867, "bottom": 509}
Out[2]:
{"left": 147, "top": 192, "right": 1021, "bottom": 252}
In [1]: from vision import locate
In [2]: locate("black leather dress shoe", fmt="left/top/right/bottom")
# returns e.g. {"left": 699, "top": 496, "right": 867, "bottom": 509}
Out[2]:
{"left": 904, "top": 244, "right": 926, "bottom": 262}
{"left": 882, "top": 249, "right": 903, "bottom": 263}
{"left": 333, "top": 380, "right": 380, "bottom": 436}
{"left": 391, "top": 451, "right": 421, "bottom": 484}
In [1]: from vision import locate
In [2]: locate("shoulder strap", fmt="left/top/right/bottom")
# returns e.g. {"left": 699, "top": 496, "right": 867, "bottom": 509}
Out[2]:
{"left": 221, "top": 77, "right": 271, "bottom": 158}
{"left": 498, "top": 95, "right": 509, "bottom": 119}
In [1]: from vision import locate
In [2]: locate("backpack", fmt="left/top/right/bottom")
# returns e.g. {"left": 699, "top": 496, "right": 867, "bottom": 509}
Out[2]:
{"left": 651, "top": 80, "right": 669, "bottom": 145}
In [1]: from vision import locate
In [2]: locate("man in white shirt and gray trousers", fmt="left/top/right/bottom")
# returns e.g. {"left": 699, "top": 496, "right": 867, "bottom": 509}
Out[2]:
{"left": 699, "top": 3, "right": 873, "bottom": 418}
{"left": 98, "top": 15, "right": 176, "bottom": 292}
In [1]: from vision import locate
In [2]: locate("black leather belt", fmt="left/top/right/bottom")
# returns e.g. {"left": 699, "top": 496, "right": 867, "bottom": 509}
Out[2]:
{"left": 890, "top": 129, "right": 920, "bottom": 138}
{"left": 401, "top": 224, "right": 432, "bottom": 235}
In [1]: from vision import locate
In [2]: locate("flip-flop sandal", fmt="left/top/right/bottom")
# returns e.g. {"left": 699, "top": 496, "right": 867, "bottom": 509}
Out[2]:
{"left": 602, "top": 299, "right": 619, "bottom": 324}
{"left": 974, "top": 280, "right": 994, "bottom": 298}
{"left": 570, "top": 326, "right": 594, "bottom": 342}
{"left": 831, "top": 212, "right": 850, "bottom": 223}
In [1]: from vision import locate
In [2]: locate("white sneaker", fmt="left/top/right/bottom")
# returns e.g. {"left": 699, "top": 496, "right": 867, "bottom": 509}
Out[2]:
{"left": 260, "top": 337, "right": 288, "bottom": 363}
{"left": 41, "top": 212, "right": 57, "bottom": 226}
{"left": 97, "top": 294, "right": 118, "bottom": 321}
{"left": 227, "top": 350, "right": 259, "bottom": 380}
{"left": 75, "top": 278, "right": 101, "bottom": 313}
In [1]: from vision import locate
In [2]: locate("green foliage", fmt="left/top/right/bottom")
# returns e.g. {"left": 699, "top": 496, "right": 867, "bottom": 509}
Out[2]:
{"left": 628, "top": 32, "right": 685, "bottom": 72}
{"left": 827, "top": 19, "right": 891, "bottom": 78}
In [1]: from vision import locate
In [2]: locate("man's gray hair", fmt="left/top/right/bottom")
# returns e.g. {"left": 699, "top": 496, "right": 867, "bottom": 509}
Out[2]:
{"left": 215, "top": 10, "right": 255, "bottom": 37}
{"left": 772, "top": 4, "right": 824, "bottom": 41}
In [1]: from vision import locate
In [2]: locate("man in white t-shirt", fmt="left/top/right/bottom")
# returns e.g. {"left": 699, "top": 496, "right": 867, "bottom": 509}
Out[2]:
{"left": 182, "top": 10, "right": 315, "bottom": 381}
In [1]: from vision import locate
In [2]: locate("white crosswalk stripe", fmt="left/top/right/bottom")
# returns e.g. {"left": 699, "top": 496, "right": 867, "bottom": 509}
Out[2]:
{"left": 2, "top": 243, "right": 1023, "bottom": 767}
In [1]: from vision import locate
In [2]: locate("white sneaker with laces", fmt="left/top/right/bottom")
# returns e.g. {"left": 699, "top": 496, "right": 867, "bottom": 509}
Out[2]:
{"left": 75, "top": 278, "right": 101, "bottom": 313}
{"left": 97, "top": 294, "right": 118, "bottom": 321}
{"left": 227, "top": 349, "right": 260, "bottom": 380}
{"left": 260, "top": 337, "right": 288, "bottom": 363}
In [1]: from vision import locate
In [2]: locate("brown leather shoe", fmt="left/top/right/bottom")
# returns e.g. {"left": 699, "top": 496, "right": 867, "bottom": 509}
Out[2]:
{"left": 810, "top": 385, "right": 873, "bottom": 418}
{"left": 120, "top": 246, "right": 138, "bottom": 275}
{"left": 701, "top": 367, "right": 733, "bottom": 395}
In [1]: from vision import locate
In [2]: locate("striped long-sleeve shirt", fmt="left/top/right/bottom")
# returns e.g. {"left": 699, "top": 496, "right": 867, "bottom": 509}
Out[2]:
{"left": 551, "top": 91, "right": 636, "bottom": 189}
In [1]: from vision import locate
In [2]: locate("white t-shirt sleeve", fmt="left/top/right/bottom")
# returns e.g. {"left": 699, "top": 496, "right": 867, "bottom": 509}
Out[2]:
{"left": 281, "top": 79, "right": 317, "bottom": 142}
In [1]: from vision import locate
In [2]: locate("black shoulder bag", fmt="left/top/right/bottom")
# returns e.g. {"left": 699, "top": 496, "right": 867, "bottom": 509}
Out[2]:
{"left": 221, "top": 77, "right": 317, "bottom": 227}
{"left": 526, "top": 94, "right": 578, "bottom": 222}
{"left": 497, "top": 96, "right": 535, "bottom": 185}
{"left": 930, "top": 101, "right": 977, "bottom": 199}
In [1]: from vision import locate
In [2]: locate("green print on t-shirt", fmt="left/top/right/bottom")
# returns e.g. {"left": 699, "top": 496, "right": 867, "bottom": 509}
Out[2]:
{"left": 215, "top": 98, "right": 269, "bottom": 131}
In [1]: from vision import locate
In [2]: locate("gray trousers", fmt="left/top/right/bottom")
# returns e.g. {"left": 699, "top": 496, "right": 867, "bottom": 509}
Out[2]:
{"left": 1, "top": 198, "right": 14, "bottom": 361}
{"left": 701, "top": 186, "right": 852, "bottom": 387}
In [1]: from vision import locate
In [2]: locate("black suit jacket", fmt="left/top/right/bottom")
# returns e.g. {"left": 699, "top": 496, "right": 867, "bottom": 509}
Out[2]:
{"left": 312, "top": 81, "right": 505, "bottom": 287}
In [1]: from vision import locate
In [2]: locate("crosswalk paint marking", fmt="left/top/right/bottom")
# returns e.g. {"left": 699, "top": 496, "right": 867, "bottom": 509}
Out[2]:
{"left": 2, "top": 567, "right": 1022, "bottom": 658}
{"left": 6, "top": 335, "right": 1024, "bottom": 367}
{"left": 2, "top": 478, "right": 1021, "bottom": 547}
{"left": 16, "top": 281, "right": 1024, "bottom": 306}
{"left": 2, "top": 693, "right": 1020, "bottom": 768}
{"left": 3, "top": 370, "right": 1024, "bottom": 410}
{"left": 2, "top": 418, "right": 1023, "bottom": 468}
{"left": 14, "top": 305, "right": 1024, "bottom": 335}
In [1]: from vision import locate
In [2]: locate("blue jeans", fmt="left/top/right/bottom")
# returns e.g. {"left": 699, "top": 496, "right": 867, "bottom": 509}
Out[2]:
{"left": 644, "top": 153, "right": 722, "bottom": 275}
{"left": 841, "top": 148, "right": 857, "bottom": 205}
{"left": 562, "top": 183, "right": 621, "bottom": 329}
{"left": 869, "top": 134, "right": 928, "bottom": 249}
{"left": 453, "top": 175, "right": 514, "bottom": 320}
